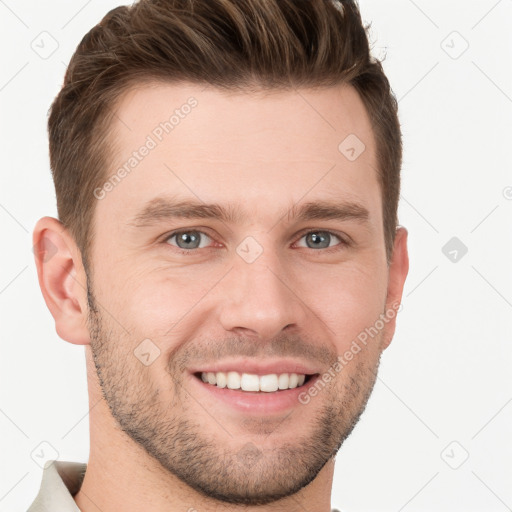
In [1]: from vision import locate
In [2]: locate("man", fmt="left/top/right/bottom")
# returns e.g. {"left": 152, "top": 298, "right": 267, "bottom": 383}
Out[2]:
{"left": 29, "top": 0, "right": 408, "bottom": 510}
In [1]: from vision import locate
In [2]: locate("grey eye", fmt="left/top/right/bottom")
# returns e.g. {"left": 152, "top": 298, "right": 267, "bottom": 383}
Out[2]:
{"left": 167, "top": 231, "right": 211, "bottom": 250}
{"left": 298, "top": 231, "right": 341, "bottom": 249}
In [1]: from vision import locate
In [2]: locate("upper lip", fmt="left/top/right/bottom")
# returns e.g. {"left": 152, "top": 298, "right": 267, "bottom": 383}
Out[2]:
{"left": 189, "top": 358, "right": 322, "bottom": 376}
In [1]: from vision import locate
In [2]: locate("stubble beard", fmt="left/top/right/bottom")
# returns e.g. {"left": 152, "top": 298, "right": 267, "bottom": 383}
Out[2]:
{"left": 86, "top": 284, "right": 381, "bottom": 505}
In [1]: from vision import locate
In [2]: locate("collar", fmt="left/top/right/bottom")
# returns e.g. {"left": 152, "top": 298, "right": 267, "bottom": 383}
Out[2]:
{"left": 27, "top": 460, "right": 86, "bottom": 512}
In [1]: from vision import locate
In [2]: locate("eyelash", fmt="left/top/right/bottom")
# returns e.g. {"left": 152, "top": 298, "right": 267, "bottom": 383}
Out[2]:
{"left": 163, "top": 228, "right": 350, "bottom": 255}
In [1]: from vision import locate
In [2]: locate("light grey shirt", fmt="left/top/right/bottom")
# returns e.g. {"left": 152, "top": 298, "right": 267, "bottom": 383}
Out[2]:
{"left": 28, "top": 460, "right": 86, "bottom": 511}
{"left": 27, "top": 459, "right": 342, "bottom": 511}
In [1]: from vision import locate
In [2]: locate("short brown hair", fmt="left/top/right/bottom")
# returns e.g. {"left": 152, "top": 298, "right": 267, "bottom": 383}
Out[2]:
{"left": 48, "top": 0, "right": 401, "bottom": 267}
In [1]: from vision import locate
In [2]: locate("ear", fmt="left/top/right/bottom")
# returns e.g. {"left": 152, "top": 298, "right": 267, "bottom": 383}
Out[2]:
{"left": 33, "top": 217, "right": 90, "bottom": 345}
{"left": 381, "top": 226, "right": 409, "bottom": 350}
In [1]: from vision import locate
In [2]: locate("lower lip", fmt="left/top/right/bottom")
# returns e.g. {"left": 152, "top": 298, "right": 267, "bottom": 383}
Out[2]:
{"left": 189, "top": 374, "right": 319, "bottom": 415}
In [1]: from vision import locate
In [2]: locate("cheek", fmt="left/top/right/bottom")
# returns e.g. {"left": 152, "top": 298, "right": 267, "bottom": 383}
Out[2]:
{"left": 111, "top": 266, "right": 222, "bottom": 336}
{"left": 310, "top": 263, "right": 388, "bottom": 348}
{"left": 96, "top": 249, "right": 389, "bottom": 350}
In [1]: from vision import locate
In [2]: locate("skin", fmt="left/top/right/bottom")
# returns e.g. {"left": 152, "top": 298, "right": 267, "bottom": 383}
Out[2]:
{"left": 33, "top": 82, "right": 408, "bottom": 512}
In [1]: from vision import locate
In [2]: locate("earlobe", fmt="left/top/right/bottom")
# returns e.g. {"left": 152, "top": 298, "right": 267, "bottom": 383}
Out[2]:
{"left": 381, "top": 226, "right": 409, "bottom": 350}
{"left": 33, "top": 217, "right": 91, "bottom": 345}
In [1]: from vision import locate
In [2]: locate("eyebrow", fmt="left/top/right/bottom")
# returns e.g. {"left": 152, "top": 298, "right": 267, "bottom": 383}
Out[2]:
{"left": 129, "top": 196, "right": 370, "bottom": 228}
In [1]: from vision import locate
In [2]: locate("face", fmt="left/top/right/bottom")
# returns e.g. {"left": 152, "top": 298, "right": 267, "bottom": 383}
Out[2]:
{"left": 85, "top": 82, "right": 402, "bottom": 505}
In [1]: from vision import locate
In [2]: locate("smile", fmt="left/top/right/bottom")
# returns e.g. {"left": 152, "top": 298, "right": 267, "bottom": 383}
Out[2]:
{"left": 196, "top": 371, "right": 316, "bottom": 392}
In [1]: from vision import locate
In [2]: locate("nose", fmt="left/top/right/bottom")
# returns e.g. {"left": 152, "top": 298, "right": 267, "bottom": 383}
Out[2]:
{"left": 217, "top": 246, "right": 306, "bottom": 341}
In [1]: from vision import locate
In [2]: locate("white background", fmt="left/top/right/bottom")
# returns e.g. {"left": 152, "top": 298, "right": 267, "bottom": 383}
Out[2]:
{"left": 0, "top": 1, "right": 511, "bottom": 511}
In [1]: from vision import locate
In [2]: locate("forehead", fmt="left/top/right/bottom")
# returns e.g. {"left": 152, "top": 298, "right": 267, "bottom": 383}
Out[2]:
{"left": 98, "top": 81, "right": 380, "bottom": 223}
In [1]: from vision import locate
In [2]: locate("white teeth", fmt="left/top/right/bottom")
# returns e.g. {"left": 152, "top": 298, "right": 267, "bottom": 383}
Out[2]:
{"left": 200, "top": 371, "right": 309, "bottom": 392}
{"left": 278, "top": 373, "right": 289, "bottom": 389}
{"left": 259, "top": 374, "right": 278, "bottom": 392}
{"left": 216, "top": 372, "right": 227, "bottom": 388}
{"left": 227, "top": 371, "right": 241, "bottom": 390}
{"left": 241, "top": 373, "right": 260, "bottom": 392}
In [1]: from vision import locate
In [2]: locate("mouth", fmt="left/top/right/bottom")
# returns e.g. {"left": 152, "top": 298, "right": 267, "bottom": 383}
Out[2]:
{"left": 193, "top": 371, "right": 318, "bottom": 393}
{"left": 188, "top": 360, "right": 323, "bottom": 414}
